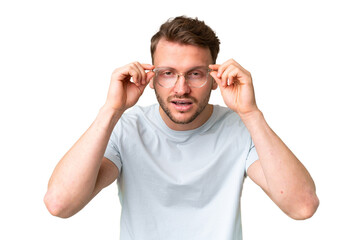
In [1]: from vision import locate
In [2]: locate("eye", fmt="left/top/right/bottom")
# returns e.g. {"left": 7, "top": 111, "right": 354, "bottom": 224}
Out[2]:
{"left": 188, "top": 70, "right": 205, "bottom": 78}
{"left": 159, "top": 69, "right": 175, "bottom": 77}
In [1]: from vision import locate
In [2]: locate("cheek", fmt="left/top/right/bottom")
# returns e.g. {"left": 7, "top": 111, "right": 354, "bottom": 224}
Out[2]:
{"left": 201, "top": 81, "right": 215, "bottom": 95}
{"left": 154, "top": 85, "right": 168, "bottom": 99}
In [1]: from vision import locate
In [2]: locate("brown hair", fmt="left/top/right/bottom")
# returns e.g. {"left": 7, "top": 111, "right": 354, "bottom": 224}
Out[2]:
{"left": 150, "top": 16, "right": 220, "bottom": 64}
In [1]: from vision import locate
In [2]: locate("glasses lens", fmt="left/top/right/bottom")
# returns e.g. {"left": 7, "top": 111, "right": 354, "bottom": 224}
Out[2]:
{"left": 186, "top": 67, "right": 209, "bottom": 88}
{"left": 155, "top": 68, "right": 177, "bottom": 88}
{"left": 154, "top": 67, "right": 210, "bottom": 88}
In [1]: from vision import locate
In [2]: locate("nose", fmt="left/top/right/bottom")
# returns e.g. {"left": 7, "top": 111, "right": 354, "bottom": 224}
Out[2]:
{"left": 173, "top": 75, "right": 191, "bottom": 95}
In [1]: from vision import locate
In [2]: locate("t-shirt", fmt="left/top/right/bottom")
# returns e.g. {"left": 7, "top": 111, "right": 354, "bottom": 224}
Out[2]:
{"left": 104, "top": 103, "right": 258, "bottom": 240}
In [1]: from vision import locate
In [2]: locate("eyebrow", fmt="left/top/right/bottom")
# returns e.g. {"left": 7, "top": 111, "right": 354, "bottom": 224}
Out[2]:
{"left": 155, "top": 66, "right": 208, "bottom": 71}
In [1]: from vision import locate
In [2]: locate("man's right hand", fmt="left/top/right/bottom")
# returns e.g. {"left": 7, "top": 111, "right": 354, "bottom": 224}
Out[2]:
{"left": 105, "top": 62, "right": 155, "bottom": 113}
{"left": 45, "top": 62, "right": 155, "bottom": 218}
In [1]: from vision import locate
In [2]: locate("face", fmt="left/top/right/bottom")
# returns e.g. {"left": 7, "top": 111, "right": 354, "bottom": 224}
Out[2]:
{"left": 150, "top": 39, "right": 218, "bottom": 130}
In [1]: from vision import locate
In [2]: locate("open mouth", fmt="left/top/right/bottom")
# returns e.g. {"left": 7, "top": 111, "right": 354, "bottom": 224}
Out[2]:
{"left": 170, "top": 99, "right": 194, "bottom": 111}
{"left": 171, "top": 100, "right": 193, "bottom": 106}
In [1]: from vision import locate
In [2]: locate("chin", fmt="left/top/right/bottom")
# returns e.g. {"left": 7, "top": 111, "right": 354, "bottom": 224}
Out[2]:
{"left": 154, "top": 87, "right": 211, "bottom": 127}
{"left": 167, "top": 110, "right": 199, "bottom": 125}
{"left": 169, "top": 115, "right": 197, "bottom": 124}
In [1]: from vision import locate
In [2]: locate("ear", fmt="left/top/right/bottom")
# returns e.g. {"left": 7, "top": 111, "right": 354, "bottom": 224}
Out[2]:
{"left": 149, "top": 77, "right": 155, "bottom": 89}
{"left": 211, "top": 78, "right": 218, "bottom": 90}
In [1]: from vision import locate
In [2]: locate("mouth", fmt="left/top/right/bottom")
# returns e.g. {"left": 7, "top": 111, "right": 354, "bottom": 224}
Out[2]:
{"left": 171, "top": 100, "right": 193, "bottom": 105}
{"left": 170, "top": 99, "right": 194, "bottom": 112}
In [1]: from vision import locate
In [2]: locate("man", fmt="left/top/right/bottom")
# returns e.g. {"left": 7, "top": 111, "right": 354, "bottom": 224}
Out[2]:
{"left": 44, "top": 16, "right": 319, "bottom": 239}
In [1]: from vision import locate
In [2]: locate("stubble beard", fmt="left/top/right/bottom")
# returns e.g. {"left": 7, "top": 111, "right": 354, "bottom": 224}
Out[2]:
{"left": 154, "top": 88, "right": 212, "bottom": 125}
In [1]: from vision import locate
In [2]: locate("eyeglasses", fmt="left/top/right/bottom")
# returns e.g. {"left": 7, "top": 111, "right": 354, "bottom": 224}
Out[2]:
{"left": 152, "top": 66, "right": 212, "bottom": 88}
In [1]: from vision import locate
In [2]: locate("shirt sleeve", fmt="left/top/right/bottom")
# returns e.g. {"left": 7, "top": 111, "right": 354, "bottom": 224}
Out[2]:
{"left": 245, "top": 137, "right": 259, "bottom": 172}
{"left": 104, "top": 125, "right": 123, "bottom": 172}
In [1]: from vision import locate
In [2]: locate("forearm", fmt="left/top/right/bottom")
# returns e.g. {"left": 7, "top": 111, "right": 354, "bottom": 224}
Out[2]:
{"left": 241, "top": 110, "right": 318, "bottom": 219}
{"left": 45, "top": 105, "right": 123, "bottom": 217}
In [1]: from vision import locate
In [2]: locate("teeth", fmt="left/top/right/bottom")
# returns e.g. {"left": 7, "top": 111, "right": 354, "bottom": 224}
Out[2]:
{"left": 173, "top": 101, "right": 190, "bottom": 105}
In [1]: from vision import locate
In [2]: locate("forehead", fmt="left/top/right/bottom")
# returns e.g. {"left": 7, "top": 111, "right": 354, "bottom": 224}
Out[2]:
{"left": 153, "top": 39, "right": 212, "bottom": 69}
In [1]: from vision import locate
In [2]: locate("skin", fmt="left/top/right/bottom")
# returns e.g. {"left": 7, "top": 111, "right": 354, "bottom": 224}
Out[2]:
{"left": 44, "top": 38, "right": 319, "bottom": 220}
{"left": 209, "top": 60, "right": 319, "bottom": 219}
{"left": 149, "top": 39, "right": 218, "bottom": 131}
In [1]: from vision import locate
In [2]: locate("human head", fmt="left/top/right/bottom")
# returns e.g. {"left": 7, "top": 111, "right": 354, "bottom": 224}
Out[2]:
{"left": 149, "top": 16, "right": 220, "bottom": 130}
{"left": 150, "top": 16, "right": 220, "bottom": 64}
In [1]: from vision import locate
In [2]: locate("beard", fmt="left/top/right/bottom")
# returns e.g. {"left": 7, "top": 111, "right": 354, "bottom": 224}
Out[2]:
{"left": 154, "top": 88, "right": 212, "bottom": 125}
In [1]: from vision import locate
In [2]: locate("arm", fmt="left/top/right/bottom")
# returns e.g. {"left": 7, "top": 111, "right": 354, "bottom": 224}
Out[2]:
{"left": 44, "top": 62, "right": 155, "bottom": 218}
{"left": 210, "top": 59, "right": 319, "bottom": 220}
{"left": 243, "top": 111, "right": 318, "bottom": 220}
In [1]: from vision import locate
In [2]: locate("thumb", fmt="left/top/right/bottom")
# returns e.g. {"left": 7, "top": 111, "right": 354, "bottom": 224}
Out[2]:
{"left": 137, "top": 79, "right": 150, "bottom": 93}
{"left": 146, "top": 71, "right": 155, "bottom": 82}
{"left": 137, "top": 71, "right": 155, "bottom": 93}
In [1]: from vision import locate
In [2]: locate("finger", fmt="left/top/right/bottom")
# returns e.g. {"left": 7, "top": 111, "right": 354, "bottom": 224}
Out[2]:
{"left": 128, "top": 64, "right": 142, "bottom": 86}
{"left": 223, "top": 58, "right": 239, "bottom": 68}
{"left": 221, "top": 65, "right": 236, "bottom": 87}
{"left": 210, "top": 71, "right": 223, "bottom": 89}
{"left": 216, "top": 59, "right": 234, "bottom": 78}
{"left": 228, "top": 68, "right": 241, "bottom": 85}
{"left": 216, "top": 59, "right": 242, "bottom": 78}
{"left": 226, "top": 60, "right": 250, "bottom": 78}
{"left": 137, "top": 78, "right": 150, "bottom": 93}
{"left": 137, "top": 73, "right": 155, "bottom": 93}
{"left": 142, "top": 64, "right": 155, "bottom": 84}
{"left": 216, "top": 64, "right": 226, "bottom": 79}
{"left": 134, "top": 62, "right": 147, "bottom": 85}
{"left": 146, "top": 71, "right": 155, "bottom": 83}
{"left": 208, "top": 64, "right": 220, "bottom": 71}
{"left": 139, "top": 63, "right": 155, "bottom": 85}
{"left": 228, "top": 72, "right": 237, "bottom": 86}
{"left": 141, "top": 63, "right": 155, "bottom": 70}
{"left": 216, "top": 65, "right": 229, "bottom": 87}
{"left": 131, "top": 70, "right": 141, "bottom": 86}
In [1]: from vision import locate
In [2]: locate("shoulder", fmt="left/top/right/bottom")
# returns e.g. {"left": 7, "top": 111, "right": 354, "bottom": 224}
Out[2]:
{"left": 110, "top": 104, "right": 151, "bottom": 132}
{"left": 210, "top": 105, "right": 250, "bottom": 141}
{"left": 212, "top": 105, "right": 244, "bottom": 127}
{"left": 118, "top": 104, "right": 157, "bottom": 125}
{"left": 109, "top": 104, "right": 158, "bottom": 144}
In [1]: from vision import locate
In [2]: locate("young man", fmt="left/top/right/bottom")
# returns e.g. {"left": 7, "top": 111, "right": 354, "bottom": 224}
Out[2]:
{"left": 44, "top": 16, "right": 319, "bottom": 239}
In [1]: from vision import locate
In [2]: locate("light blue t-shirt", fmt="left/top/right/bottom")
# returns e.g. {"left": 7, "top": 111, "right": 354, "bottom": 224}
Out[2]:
{"left": 105, "top": 104, "right": 258, "bottom": 240}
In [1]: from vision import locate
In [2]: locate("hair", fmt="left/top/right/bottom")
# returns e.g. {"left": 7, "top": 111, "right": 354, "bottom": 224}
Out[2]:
{"left": 150, "top": 16, "right": 220, "bottom": 64}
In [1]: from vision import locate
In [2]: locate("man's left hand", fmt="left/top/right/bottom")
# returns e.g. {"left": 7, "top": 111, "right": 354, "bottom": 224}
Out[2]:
{"left": 209, "top": 59, "right": 259, "bottom": 118}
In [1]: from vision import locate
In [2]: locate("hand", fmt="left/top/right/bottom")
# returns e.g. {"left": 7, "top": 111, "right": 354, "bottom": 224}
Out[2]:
{"left": 105, "top": 62, "right": 155, "bottom": 113}
{"left": 209, "top": 59, "right": 259, "bottom": 117}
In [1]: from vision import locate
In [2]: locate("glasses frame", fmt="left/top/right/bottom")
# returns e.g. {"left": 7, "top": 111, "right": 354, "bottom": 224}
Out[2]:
{"left": 152, "top": 66, "right": 213, "bottom": 88}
